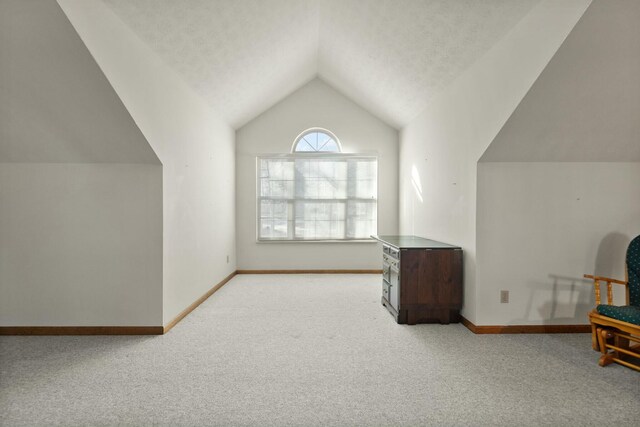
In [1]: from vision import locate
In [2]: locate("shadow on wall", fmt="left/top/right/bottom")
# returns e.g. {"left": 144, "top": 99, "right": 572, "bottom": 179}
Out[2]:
{"left": 593, "top": 232, "right": 630, "bottom": 279}
{"left": 512, "top": 233, "right": 631, "bottom": 325}
{"left": 513, "top": 275, "right": 593, "bottom": 325}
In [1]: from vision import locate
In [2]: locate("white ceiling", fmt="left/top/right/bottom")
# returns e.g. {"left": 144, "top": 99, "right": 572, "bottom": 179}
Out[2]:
{"left": 317, "top": 0, "right": 539, "bottom": 128}
{"left": 102, "top": 0, "right": 540, "bottom": 129}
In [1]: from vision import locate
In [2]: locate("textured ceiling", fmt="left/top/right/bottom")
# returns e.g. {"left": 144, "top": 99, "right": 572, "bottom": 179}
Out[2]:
{"left": 102, "top": 0, "right": 319, "bottom": 129}
{"left": 318, "top": 0, "right": 539, "bottom": 127}
{"left": 102, "top": 0, "right": 540, "bottom": 129}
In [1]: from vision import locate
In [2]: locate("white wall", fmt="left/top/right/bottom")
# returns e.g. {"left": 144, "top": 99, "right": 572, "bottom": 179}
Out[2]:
{"left": 482, "top": 0, "right": 640, "bottom": 162}
{"left": 477, "top": 162, "right": 640, "bottom": 325}
{"left": 236, "top": 78, "right": 398, "bottom": 270}
{"left": 59, "top": 0, "right": 237, "bottom": 324}
{"left": 0, "top": 0, "right": 163, "bottom": 327}
{"left": 0, "top": 163, "right": 162, "bottom": 326}
{"left": 399, "top": 0, "right": 590, "bottom": 323}
{"left": 0, "top": 0, "right": 158, "bottom": 164}
{"left": 474, "top": 0, "right": 640, "bottom": 325}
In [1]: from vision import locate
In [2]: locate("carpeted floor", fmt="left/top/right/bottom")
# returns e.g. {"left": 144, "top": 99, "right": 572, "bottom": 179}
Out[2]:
{"left": 1, "top": 274, "right": 639, "bottom": 426}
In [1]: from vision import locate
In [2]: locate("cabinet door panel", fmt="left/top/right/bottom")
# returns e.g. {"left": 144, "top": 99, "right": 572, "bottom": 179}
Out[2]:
{"left": 417, "top": 249, "right": 462, "bottom": 307}
{"left": 449, "top": 249, "right": 463, "bottom": 307}
{"left": 419, "top": 250, "right": 445, "bottom": 305}
{"left": 399, "top": 250, "right": 420, "bottom": 305}
{"left": 389, "top": 267, "right": 399, "bottom": 310}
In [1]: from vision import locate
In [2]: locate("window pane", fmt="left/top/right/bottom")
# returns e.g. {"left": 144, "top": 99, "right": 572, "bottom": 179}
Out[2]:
{"left": 295, "top": 159, "right": 347, "bottom": 199}
{"left": 348, "top": 159, "right": 377, "bottom": 199}
{"left": 347, "top": 220, "right": 375, "bottom": 239}
{"left": 260, "top": 159, "right": 294, "bottom": 198}
{"left": 260, "top": 159, "right": 294, "bottom": 179}
{"left": 261, "top": 179, "right": 294, "bottom": 198}
{"left": 347, "top": 201, "right": 377, "bottom": 238}
{"left": 294, "top": 131, "right": 340, "bottom": 153}
{"left": 259, "top": 200, "right": 291, "bottom": 239}
{"left": 318, "top": 140, "right": 339, "bottom": 152}
{"left": 304, "top": 133, "right": 318, "bottom": 150}
{"left": 295, "top": 201, "right": 345, "bottom": 221}
{"left": 258, "top": 155, "right": 377, "bottom": 241}
{"left": 295, "top": 201, "right": 345, "bottom": 239}
{"left": 295, "top": 140, "right": 316, "bottom": 152}
{"left": 294, "top": 220, "right": 345, "bottom": 240}
{"left": 260, "top": 200, "right": 288, "bottom": 219}
{"left": 259, "top": 219, "right": 291, "bottom": 239}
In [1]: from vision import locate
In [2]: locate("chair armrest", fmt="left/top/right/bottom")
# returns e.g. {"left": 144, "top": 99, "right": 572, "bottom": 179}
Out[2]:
{"left": 583, "top": 274, "right": 628, "bottom": 305}
{"left": 583, "top": 274, "right": 628, "bottom": 285}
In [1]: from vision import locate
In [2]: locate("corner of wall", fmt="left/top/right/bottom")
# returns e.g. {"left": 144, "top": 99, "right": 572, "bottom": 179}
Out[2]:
{"left": 398, "top": 0, "right": 591, "bottom": 327}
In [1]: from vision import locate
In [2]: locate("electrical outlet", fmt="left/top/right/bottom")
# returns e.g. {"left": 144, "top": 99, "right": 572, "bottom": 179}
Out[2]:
{"left": 226, "top": 255, "right": 229, "bottom": 263}
{"left": 500, "top": 290, "right": 509, "bottom": 304}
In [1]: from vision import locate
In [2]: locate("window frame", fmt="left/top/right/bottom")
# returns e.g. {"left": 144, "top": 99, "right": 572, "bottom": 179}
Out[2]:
{"left": 291, "top": 128, "right": 342, "bottom": 153}
{"left": 255, "top": 152, "right": 379, "bottom": 243}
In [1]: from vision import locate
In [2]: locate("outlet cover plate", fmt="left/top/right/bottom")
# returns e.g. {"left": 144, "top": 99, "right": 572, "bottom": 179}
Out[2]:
{"left": 500, "top": 290, "right": 509, "bottom": 304}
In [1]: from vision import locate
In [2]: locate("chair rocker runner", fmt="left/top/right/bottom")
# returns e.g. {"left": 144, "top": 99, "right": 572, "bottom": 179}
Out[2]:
{"left": 584, "top": 235, "right": 640, "bottom": 372}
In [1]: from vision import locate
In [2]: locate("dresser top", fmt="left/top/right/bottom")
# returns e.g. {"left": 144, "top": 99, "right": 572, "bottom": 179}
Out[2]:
{"left": 371, "top": 235, "right": 461, "bottom": 250}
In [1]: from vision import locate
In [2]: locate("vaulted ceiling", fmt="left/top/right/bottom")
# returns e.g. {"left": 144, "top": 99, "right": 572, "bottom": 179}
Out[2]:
{"left": 102, "top": 0, "right": 540, "bottom": 129}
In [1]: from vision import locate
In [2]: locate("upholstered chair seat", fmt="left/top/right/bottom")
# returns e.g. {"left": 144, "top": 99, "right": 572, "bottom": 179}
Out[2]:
{"left": 596, "top": 304, "right": 640, "bottom": 326}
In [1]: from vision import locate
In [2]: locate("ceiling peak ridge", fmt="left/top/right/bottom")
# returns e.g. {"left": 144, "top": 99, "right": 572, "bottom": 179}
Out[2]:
{"left": 96, "top": 0, "right": 562, "bottom": 131}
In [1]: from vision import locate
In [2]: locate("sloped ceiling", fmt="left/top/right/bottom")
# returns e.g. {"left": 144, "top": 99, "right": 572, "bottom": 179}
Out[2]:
{"left": 481, "top": 0, "right": 640, "bottom": 162}
{"left": 317, "top": 0, "right": 539, "bottom": 128}
{"left": 101, "top": 0, "right": 540, "bottom": 129}
{"left": 0, "top": 0, "right": 159, "bottom": 163}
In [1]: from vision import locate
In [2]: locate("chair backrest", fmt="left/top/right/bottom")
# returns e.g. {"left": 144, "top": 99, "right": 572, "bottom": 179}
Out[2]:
{"left": 628, "top": 235, "right": 640, "bottom": 306}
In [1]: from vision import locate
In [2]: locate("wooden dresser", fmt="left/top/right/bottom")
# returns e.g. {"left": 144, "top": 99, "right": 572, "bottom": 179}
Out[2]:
{"left": 372, "top": 235, "right": 463, "bottom": 325}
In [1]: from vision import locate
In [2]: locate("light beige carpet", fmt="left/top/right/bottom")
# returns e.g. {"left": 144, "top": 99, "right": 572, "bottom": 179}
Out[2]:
{"left": 1, "top": 274, "right": 638, "bottom": 426}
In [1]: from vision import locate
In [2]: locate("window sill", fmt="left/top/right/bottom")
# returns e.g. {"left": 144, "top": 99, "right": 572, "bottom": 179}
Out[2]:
{"left": 256, "top": 238, "right": 378, "bottom": 244}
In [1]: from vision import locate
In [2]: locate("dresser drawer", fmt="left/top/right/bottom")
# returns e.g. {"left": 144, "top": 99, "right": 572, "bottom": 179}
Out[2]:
{"left": 382, "top": 281, "right": 390, "bottom": 301}
{"left": 383, "top": 245, "right": 400, "bottom": 258}
{"left": 382, "top": 262, "right": 391, "bottom": 283}
{"left": 383, "top": 253, "right": 400, "bottom": 271}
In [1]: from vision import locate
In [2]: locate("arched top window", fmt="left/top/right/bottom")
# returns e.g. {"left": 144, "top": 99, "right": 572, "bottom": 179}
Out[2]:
{"left": 292, "top": 128, "right": 341, "bottom": 153}
{"left": 257, "top": 127, "right": 376, "bottom": 242}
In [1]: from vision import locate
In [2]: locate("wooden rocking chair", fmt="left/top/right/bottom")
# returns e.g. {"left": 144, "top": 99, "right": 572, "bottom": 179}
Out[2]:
{"left": 584, "top": 235, "right": 640, "bottom": 371}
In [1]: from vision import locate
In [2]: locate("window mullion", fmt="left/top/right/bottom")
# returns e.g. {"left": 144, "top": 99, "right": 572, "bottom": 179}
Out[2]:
{"left": 346, "top": 158, "right": 353, "bottom": 240}
{"left": 342, "top": 200, "right": 347, "bottom": 240}
{"left": 292, "top": 159, "right": 299, "bottom": 239}
{"left": 257, "top": 196, "right": 262, "bottom": 240}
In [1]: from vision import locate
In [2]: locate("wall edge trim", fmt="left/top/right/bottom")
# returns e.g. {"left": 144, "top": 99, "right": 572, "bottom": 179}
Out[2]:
{"left": 0, "top": 271, "right": 239, "bottom": 336}
{"left": 162, "top": 270, "right": 238, "bottom": 334}
{"left": 461, "top": 316, "right": 590, "bottom": 334}
{"left": 236, "top": 269, "right": 383, "bottom": 274}
{"left": 0, "top": 326, "right": 163, "bottom": 335}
